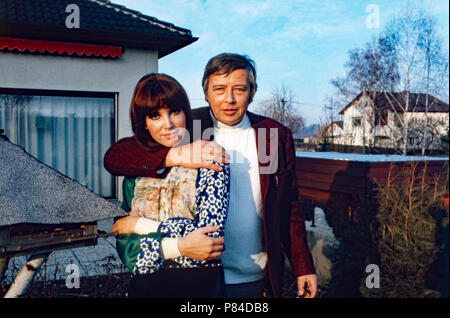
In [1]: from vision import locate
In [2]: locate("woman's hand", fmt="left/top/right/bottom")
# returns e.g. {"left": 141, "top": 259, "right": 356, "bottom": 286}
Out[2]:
{"left": 113, "top": 216, "right": 140, "bottom": 235}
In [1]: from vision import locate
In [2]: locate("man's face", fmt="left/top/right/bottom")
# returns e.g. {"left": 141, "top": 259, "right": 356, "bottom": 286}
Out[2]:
{"left": 205, "top": 68, "right": 251, "bottom": 126}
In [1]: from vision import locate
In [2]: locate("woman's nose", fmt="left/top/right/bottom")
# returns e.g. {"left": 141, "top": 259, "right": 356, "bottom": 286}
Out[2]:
{"left": 161, "top": 114, "right": 174, "bottom": 129}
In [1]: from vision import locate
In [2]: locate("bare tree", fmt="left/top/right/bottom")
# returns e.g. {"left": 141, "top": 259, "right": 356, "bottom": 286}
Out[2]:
{"left": 322, "top": 96, "right": 342, "bottom": 148}
{"left": 416, "top": 15, "right": 449, "bottom": 155}
{"left": 332, "top": 35, "right": 398, "bottom": 153}
{"left": 255, "top": 84, "right": 304, "bottom": 134}
{"left": 380, "top": 2, "right": 449, "bottom": 155}
{"left": 332, "top": 2, "right": 448, "bottom": 155}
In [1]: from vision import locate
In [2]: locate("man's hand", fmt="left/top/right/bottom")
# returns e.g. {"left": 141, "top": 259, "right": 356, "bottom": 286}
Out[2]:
{"left": 177, "top": 226, "right": 224, "bottom": 261}
{"left": 112, "top": 216, "right": 139, "bottom": 235}
{"left": 297, "top": 274, "right": 317, "bottom": 298}
{"left": 165, "top": 140, "right": 229, "bottom": 172}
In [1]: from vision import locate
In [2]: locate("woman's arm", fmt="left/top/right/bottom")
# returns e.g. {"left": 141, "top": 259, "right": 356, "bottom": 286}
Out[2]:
{"left": 115, "top": 177, "right": 169, "bottom": 274}
{"left": 157, "top": 163, "right": 230, "bottom": 266}
{"left": 115, "top": 164, "right": 230, "bottom": 273}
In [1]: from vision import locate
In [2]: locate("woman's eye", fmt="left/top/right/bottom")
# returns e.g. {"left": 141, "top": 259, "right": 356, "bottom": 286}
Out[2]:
{"left": 148, "top": 114, "right": 159, "bottom": 120}
{"left": 171, "top": 109, "right": 181, "bottom": 115}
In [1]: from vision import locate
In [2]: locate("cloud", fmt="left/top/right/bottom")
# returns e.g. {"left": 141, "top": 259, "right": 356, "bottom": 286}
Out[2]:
{"left": 231, "top": 1, "right": 272, "bottom": 18}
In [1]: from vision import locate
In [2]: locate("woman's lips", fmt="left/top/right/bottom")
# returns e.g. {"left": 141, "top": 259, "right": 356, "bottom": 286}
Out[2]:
{"left": 162, "top": 132, "right": 179, "bottom": 139}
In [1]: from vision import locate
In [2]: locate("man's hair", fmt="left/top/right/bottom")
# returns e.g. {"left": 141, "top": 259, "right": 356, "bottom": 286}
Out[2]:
{"left": 202, "top": 53, "right": 257, "bottom": 103}
{"left": 130, "top": 73, "right": 192, "bottom": 149}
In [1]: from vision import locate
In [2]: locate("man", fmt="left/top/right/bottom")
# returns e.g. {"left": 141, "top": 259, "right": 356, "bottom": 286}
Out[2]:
{"left": 104, "top": 53, "right": 317, "bottom": 298}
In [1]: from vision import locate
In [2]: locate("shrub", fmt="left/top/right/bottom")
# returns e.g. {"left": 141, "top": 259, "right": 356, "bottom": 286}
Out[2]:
{"left": 324, "top": 161, "right": 448, "bottom": 298}
{"left": 362, "top": 161, "right": 449, "bottom": 297}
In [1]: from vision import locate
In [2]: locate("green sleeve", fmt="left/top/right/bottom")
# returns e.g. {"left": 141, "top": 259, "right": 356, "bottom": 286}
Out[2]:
{"left": 116, "top": 232, "right": 163, "bottom": 273}
{"left": 121, "top": 177, "right": 136, "bottom": 212}
{"left": 117, "top": 177, "right": 140, "bottom": 272}
{"left": 117, "top": 177, "right": 164, "bottom": 274}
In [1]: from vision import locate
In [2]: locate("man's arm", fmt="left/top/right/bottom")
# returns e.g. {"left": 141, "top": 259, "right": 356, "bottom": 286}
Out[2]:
{"left": 104, "top": 137, "right": 229, "bottom": 177}
{"left": 284, "top": 128, "right": 317, "bottom": 298}
{"left": 104, "top": 137, "right": 170, "bottom": 178}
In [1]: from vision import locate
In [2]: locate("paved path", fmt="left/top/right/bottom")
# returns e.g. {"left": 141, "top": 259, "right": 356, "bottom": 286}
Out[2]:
{"left": 3, "top": 218, "right": 126, "bottom": 284}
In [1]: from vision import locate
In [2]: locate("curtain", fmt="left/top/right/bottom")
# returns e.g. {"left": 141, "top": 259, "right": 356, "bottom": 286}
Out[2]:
{"left": 0, "top": 94, "right": 115, "bottom": 197}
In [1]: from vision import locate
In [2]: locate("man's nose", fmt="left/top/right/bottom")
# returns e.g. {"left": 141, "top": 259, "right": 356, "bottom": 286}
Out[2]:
{"left": 225, "top": 88, "right": 235, "bottom": 104}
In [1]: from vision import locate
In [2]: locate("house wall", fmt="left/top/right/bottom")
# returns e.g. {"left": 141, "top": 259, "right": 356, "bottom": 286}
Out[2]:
{"left": 339, "top": 96, "right": 448, "bottom": 150}
{"left": 0, "top": 48, "right": 158, "bottom": 139}
{"left": 375, "top": 111, "right": 449, "bottom": 149}
{"left": 0, "top": 48, "right": 159, "bottom": 199}
{"left": 325, "top": 123, "right": 346, "bottom": 145}
{"left": 341, "top": 96, "right": 375, "bottom": 146}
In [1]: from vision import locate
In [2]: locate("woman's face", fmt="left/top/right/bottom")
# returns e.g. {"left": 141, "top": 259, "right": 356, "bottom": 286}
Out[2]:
{"left": 145, "top": 107, "right": 186, "bottom": 147}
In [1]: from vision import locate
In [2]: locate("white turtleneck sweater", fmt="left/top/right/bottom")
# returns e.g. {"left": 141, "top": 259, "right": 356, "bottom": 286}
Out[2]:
{"left": 211, "top": 112, "right": 267, "bottom": 284}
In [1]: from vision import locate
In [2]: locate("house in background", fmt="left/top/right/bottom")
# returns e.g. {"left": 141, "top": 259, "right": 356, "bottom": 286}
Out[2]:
{"left": 323, "top": 120, "right": 347, "bottom": 145}
{"left": 332, "top": 91, "right": 449, "bottom": 152}
{"left": 0, "top": 0, "right": 197, "bottom": 199}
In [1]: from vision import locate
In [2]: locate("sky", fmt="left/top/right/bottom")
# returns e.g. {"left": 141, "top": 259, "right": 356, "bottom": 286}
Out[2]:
{"left": 111, "top": 0, "right": 449, "bottom": 126}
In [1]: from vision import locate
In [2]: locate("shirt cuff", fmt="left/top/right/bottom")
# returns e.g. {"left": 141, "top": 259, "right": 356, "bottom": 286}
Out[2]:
{"left": 161, "top": 238, "right": 181, "bottom": 259}
{"left": 156, "top": 168, "right": 166, "bottom": 175}
{"left": 134, "top": 217, "right": 160, "bottom": 235}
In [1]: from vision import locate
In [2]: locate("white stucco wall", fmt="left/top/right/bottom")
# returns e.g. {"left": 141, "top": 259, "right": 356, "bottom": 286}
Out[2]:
{"left": 0, "top": 48, "right": 158, "bottom": 139}
{"left": 0, "top": 48, "right": 159, "bottom": 199}
{"left": 342, "top": 102, "right": 368, "bottom": 146}
{"left": 340, "top": 97, "right": 448, "bottom": 149}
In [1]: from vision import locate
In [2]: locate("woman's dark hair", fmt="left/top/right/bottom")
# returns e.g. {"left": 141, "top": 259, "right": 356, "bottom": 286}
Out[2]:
{"left": 130, "top": 73, "right": 192, "bottom": 149}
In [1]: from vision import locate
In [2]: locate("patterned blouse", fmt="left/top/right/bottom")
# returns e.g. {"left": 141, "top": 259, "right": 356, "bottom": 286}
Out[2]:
{"left": 116, "top": 163, "right": 230, "bottom": 275}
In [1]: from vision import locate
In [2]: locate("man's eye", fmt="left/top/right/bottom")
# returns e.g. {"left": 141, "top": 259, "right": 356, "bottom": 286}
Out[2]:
{"left": 214, "top": 87, "right": 225, "bottom": 92}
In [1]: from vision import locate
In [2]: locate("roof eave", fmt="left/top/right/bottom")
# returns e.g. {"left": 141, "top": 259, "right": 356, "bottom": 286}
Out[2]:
{"left": 338, "top": 92, "right": 363, "bottom": 115}
{"left": 158, "top": 36, "right": 198, "bottom": 58}
{"left": 0, "top": 20, "right": 197, "bottom": 58}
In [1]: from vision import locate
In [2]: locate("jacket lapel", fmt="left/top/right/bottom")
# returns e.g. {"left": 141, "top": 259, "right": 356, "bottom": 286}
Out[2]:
{"left": 192, "top": 107, "right": 214, "bottom": 141}
{"left": 247, "top": 111, "right": 272, "bottom": 206}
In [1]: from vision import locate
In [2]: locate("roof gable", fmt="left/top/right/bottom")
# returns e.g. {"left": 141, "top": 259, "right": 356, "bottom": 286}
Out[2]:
{"left": 0, "top": 0, "right": 197, "bottom": 57}
{"left": 339, "top": 92, "right": 449, "bottom": 115}
{"left": 0, "top": 135, "right": 127, "bottom": 226}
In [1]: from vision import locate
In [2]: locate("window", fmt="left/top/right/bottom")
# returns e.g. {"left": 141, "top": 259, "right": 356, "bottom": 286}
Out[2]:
{"left": 408, "top": 136, "right": 418, "bottom": 145}
{"left": 352, "top": 117, "right": 362, "bottom": 126}
{"left": 375, "top": 110, "right": 388, "bottom": 126}
{"left": 0, "top": 90, "right": 116, "bottom": 198}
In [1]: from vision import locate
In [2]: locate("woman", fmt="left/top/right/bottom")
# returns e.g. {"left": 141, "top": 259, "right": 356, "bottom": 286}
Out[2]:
{"left": 112, "top": 73, "right": 230, "bottom": 298}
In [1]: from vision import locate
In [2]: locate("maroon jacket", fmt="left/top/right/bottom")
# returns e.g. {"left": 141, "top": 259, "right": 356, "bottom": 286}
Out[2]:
{"left": 104, "top": 108, "right": 315, "bottom": 297}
